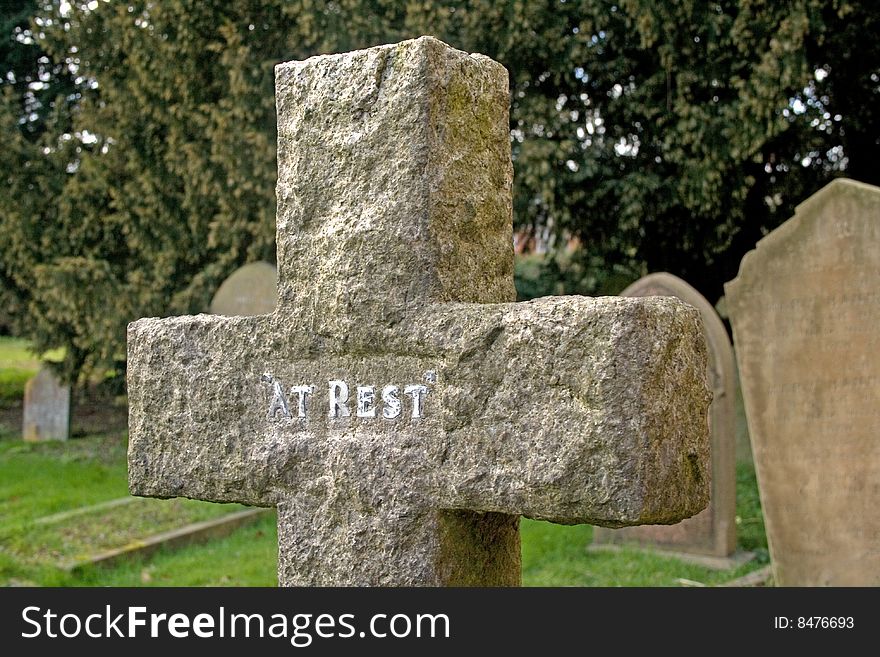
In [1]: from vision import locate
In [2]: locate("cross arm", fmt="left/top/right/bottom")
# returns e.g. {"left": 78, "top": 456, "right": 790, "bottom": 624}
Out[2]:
{"left": 127, "top": 297, "right": 711, "bottom": 528}
{"left": 127, "top": 313, "right": 283, "bottom": 507}
{"left": 411, "top": 295, "right": 712, "bottom": 526}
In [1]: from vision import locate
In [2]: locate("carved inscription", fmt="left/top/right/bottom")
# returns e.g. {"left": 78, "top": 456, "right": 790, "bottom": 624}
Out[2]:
{"left": 263, "top": 372, "right": 433, "bottom": 421}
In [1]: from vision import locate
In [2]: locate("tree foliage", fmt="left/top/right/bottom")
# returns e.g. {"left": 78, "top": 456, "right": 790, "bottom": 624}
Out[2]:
{"left": 0, "top": 0, "right": 77, "bottom": 335}
{"left": 505, "top": 0, "right": 876, "bottom": 300}
{"left": 1, "top": 0, "right": 877, "bottom": 382}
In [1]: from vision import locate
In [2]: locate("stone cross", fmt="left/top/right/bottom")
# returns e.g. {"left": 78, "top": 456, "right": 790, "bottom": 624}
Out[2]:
{"left": 128, "top": 37, "right": 710, "bottom": 586}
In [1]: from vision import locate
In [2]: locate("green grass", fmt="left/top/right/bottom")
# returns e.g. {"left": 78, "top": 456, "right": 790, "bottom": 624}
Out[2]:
{"left": 0, "top": 431, "right": 766, "bottom": 587}
{"left": 733, "top": 461, "right": 767, "bottom": 555}
{"left": 0, "top": 436, "right": 129, "bottom": 525}
{"left": 4, "top": 497, "right": 248, "bottom": 566}
{"left": 72, "top": 513, "right": 278, "bottom": 586}
{"left": 0, "top": 435, "right": 260, "bottom": 586}
{"left": 0, "top": 336, "right": 64, "bottom": 400}
{"left": 520, "top": 462, "right": 768, "bottom": 586}
{"left": 0, "top": 335, "right": 34, "bottom": 399}
{"left": 0, "top": 368, "right": 33, "bottom": 401}
{"left": 0, "top": 337, "right": 40, "bottom": 369}
{"left": 0, "top": 432, "right": 768, "bottom": 586}
{"left": 0, "top": 336, "right": 64, "bottom": 366}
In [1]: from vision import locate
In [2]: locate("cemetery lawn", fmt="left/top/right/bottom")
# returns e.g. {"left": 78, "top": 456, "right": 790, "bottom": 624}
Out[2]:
{"left": 520, "top": 463, "right": 768, "bottom": 586}
{"left": 1, "top": 336, "right": 769, "bottom": 587}
{"left": 0, "top": 437, "right": 262, "bottom": 586}
{"left": 0, "top": 338, "right": 63, "bottom": 402}
{"left": 0, "top": 432, "right": 768, "bottom": 586}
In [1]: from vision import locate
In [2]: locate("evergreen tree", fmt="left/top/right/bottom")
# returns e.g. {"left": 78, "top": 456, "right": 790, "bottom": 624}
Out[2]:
{"left": 0, "top": 0, "right": 77, "bottom": 336}
{"left": 1, "top": 1, "right": 876, "bottom": 382}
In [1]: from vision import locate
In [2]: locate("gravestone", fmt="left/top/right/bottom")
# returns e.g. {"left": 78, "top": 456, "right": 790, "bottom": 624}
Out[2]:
{"left": 22, "top": 367, "right": 70, "bottom": 442}
{"left": 593, "top": 273, "right": 738, "bottom": 564}
{"left": 733, "top": 363, "right": 753, "bottom": 465}
{"left": 209, "top": 262, "right": 277, "bottom": 316}
{"left": 726, "top": 178, "right": 880, "bottom": 586}
{"left": 127, "top": 37, "right": 712, "bottom": 586}
{"left": 714, "top": 296, "right": 754, "bottom": 465}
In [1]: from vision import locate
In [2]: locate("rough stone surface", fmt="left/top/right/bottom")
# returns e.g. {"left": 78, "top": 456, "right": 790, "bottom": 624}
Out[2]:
{"left": 23, "top": 367, "right": 70, "bottom": 442}
{"left": 128, "top": 37, "right": 711, "bottom": 586}
{"left": 594, "top": 273, "right": 736, "bottom": 557}
{"left": 726, "top": 178, "right": 880, "bottom": 586}
{"left": 209, "top": 262, "right": 277, "bottom": 316}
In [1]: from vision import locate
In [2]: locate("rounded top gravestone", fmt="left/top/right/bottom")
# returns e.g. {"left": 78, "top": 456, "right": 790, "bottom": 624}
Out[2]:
{"left": 209, "top": 262, "right": 277, "bottom": 316}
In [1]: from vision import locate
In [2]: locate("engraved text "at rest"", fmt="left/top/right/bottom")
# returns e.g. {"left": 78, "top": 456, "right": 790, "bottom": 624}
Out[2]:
{"left": 262, "top": 374, "right": 433, "bottom": 421}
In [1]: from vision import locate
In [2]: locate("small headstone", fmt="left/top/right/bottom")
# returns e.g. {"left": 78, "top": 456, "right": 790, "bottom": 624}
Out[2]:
{"left": 593, "top": 273, "right": 738, "bottom": 564}
{"left": 209, "top": 262, "right": 277, "bottom": 316}
{"left": 127, "top": 37, "right": 712, "bottom": 586}
{"left": 726, "top": 178, "right": 880, "bottom": 586}
{"left": 22, "top": 367, "right": 70, "bottom": 442}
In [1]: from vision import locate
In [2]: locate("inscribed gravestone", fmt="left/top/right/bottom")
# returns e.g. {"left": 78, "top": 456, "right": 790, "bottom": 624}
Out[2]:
{"left": 127, "top": 37, "right": 711, "bottom": 586}
{"left": 726, "top": 178, "right": 880, "bottom": 586}
{"left": 23, "top": 367, "right": 70, "bottom": 442}
{"left": 594, "top": 273, "right": 736, "bottom": 560}
{"left": 209, "top": 262, "right": 277, "bottom": 316}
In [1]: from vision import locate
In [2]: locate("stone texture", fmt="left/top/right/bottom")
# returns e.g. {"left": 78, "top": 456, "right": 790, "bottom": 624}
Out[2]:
{"left": 594, "top": 273, "right": 736, "bottom": 558}
{"left": 128, "top": 37, "right": 711, "bottom": 586}
{"left": 23, "top": 367, "right": 70, "bottom": 442}
{"left": 726, "top": 178, "right": 880, "bottom": 586}
{"left": 733, "top": 362, "right": 754, "bottom": 465}
{"left": 209, "top": 261, "right": 277, "bottom": 316}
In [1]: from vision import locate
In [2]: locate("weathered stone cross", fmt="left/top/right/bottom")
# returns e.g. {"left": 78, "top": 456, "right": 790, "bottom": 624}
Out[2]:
{"left": 128, "top": 37, "right": 710, "bottom": 586}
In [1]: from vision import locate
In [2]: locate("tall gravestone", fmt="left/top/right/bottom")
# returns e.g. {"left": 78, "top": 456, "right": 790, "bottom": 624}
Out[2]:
{"left": 593, "top": 273, "right": 738, "bottom": 564}
{"left": 726, "top": 178, "right": 880, "bottom": 586}
{"left": 209, "top": 262, "right": 277, "bottom": 316}
{"left": 22, "top": 367, "right": 70, "bottom": 442}
{"left": 127, "top": 37, "right": 712, "bottom": 586}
